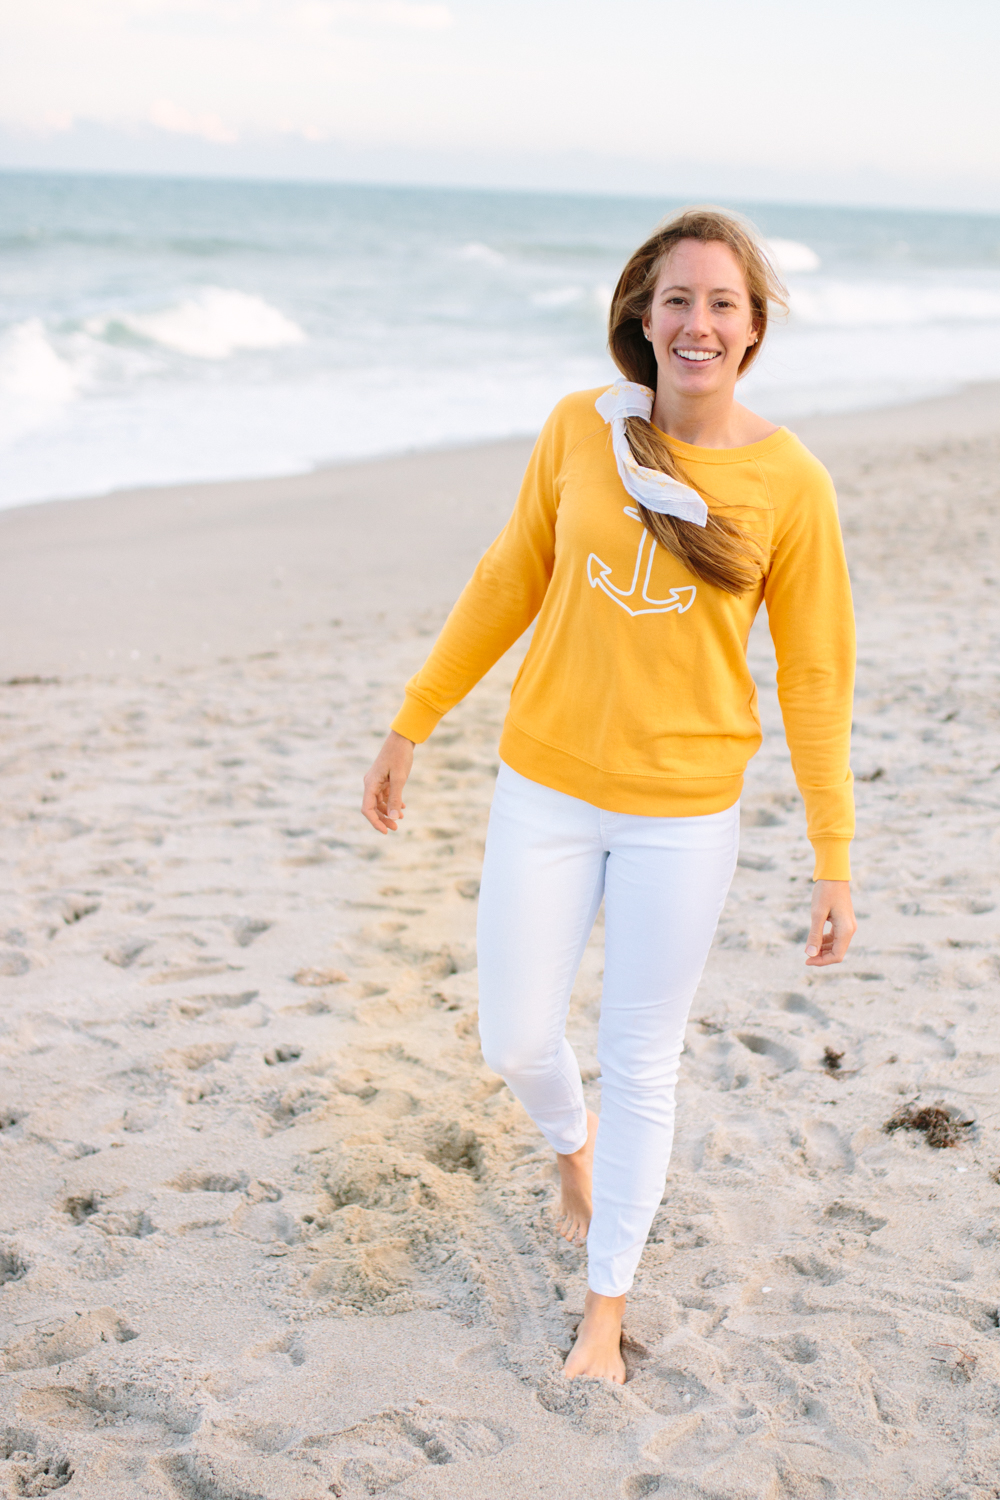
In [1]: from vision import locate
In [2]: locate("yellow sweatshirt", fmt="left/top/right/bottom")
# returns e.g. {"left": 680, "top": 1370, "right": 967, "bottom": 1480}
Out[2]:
{"left": 392, "top": 388, "right": 856, "bottom": 880}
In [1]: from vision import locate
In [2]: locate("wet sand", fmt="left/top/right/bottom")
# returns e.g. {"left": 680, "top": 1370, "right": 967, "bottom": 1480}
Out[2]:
{"left": 0, "top": 384, "right": 999, "bottom": 1498}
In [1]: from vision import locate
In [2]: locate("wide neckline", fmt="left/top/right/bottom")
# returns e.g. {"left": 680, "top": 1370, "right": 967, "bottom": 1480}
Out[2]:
{"left": 649, "top": 422, "right": 793, "bottom": 464}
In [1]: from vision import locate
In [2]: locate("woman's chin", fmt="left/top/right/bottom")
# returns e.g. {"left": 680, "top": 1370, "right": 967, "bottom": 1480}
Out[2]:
{"left": 663, "top": 371, "right": 727, "bottom": 399}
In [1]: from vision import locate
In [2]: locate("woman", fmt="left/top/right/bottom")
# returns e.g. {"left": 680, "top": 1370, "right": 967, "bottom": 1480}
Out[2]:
{"left": 361, "top": 207, "right": 857, "bottom": 1383}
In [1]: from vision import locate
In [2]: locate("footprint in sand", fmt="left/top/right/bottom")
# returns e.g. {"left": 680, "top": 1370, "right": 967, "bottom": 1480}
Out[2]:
{"left": 823, "top": 1200, "right": 888, "bottom": 1234}
{"left": 88, "top": 1208, "right": 157, "bottom": 1238}
{"left": 162, "top": 1043, "right": 233, "bottom": 1072}
{"left": 229, "top": 917, "right": 272, "bottom": 947}
{"left": 169, "top": 1168, "right": 250, "bottom": 1193}
{"left": 773, "top": 1332, "right": 820, "bottom": 1364}
{"left": 49, "top": 894, "right": 100, "bottom": 926}
{"left": 800, "top": 1117, "right": 855, "bottom": 1172}
{"left": 621, "top": 1476, "right": 664, "bottom": 1499}
{"left": 263, "top": 1044, "right": 302, "bottom": 1065}
{"left": 782, "top": 1250, "right": 845, "bottom": 1285}
{"left": 328, "top": 1403, "right": 505, "bottom": 1496}
{"left": 293, "top": 966, "right": 348, "bottom": 986}
{"left": 0, "top": 1432, "right": 74, "bottom": 1495}
{"left": 172, "top": 990, "right": 260, "bottom": 1020}
{"left": 63, "top": 1191, "right": 102, "bottom": 1223}
{"left": 735, "top": 1032, "right": 800, "bottom": 1074}
{"left": 104, "top": 938, "right": 150, "bottom": 968}
{"left": 21, "top": 1366, "right": 202, "bottom": 1437}
{"left": 0, "top": 1245, "right": 28, "bottom": 1285}
{"left": 245, "top": 1330, "right": 306, "bottom": 1367}
{"left": 423, "top": 1123, "right": 484, "bottom": 1178}
{"left": 0, "top": 1308, "right": 137, "bottom": 1371}
{"left": 778, "top": 991, "right": 831, "bottom": 1025}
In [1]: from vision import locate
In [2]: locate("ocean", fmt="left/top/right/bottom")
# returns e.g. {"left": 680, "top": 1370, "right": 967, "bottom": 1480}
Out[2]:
{"left": 3, "top": 170, "right": 1000, "bottom": 510}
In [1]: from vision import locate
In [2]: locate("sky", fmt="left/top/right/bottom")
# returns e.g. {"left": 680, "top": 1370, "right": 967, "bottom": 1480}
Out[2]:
{"left": 1, "top": 0, "right": 999, "bottom": 211}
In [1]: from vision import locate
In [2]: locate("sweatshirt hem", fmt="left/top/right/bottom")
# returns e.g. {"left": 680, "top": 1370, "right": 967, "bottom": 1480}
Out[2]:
{"left": 498, "top": 720, "right": 745, "bottom": 817}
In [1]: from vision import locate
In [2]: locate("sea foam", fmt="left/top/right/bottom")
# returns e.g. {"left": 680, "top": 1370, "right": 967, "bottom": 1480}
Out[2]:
{"left": 0, "top": 319, "right": 82, "bottom": 448}
{"left": 0, "top": 319, "right": 78, "bottom": 403}
{"left": 788, "top": 278, "right": 1000, "bottom": 327}
{"left": 766, "top": 239, "right": 821, "bottom": 274}
{"left": 109, "top": 288, "right": 306, "bottom": 360}
{"left": 455, "top": 241, "right": 506, "bottom": 265}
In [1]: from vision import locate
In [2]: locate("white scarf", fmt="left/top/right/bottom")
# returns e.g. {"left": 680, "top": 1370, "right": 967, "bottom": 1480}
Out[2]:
{"left": 594, "top": 379, "right": 708, "bottom": 527}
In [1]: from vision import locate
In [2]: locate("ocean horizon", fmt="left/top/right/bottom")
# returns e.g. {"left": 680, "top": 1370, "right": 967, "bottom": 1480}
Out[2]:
{"left": 3, "top": 169, "right": 1000, "bottom": 511}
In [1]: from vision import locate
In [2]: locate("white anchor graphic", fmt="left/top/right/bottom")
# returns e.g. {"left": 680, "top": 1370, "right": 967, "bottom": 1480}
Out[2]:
{"left": 586, "top": 506, "right": 697, "bottom": 617}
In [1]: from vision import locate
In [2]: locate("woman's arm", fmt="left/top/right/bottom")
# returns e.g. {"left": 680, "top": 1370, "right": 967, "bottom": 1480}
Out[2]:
{"left": 361, "top": 404, "right": 569, "bottom": 832}
{"left": 763, "top": 455, "right": 857, "bottom": 962}
{"left": 390, "top": 415, "right": 563, "bottom": 746}
{"left": 764, "top": 460, "right": 856, "bottom": 881}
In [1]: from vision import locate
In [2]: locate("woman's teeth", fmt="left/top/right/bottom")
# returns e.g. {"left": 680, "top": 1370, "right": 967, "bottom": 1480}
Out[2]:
{"left": 675, "top": 349, "right": 720, "bottom": 362}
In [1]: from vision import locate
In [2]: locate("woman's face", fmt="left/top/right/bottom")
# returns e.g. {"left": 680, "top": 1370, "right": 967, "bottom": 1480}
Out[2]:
{"left": 641, "top": 239, "right": 758, "bottom": 406}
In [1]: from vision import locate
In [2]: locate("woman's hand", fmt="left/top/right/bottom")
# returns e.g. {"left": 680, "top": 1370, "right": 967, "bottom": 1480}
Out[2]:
{"left": 804, "top": 879, "right": 857, "bottom": 966}
{"left": 361, "top": 730, "right": 414, "bottom": 834}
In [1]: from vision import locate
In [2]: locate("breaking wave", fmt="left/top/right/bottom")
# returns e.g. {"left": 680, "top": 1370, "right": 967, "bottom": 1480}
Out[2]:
{"left": 96, "top": 287, "right": 307, "bottom": 360}
{"left": 766, "top": 239, "right": 821, "bottom": 274}
{"left": 0, "top": 319, "right": 79, "bottom": 404}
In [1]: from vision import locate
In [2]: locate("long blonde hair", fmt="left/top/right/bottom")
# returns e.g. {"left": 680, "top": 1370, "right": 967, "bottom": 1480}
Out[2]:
{"left": 608, "top": 206, "right": 788, "bottom": 595}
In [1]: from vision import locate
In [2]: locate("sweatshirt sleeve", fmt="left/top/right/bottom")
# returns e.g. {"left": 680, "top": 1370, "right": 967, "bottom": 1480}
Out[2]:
{"left": 763, "top": 452, "right": 856, "bottom": 881}
{"left": 390, "top": 408, "right": 563, "bottom": 743}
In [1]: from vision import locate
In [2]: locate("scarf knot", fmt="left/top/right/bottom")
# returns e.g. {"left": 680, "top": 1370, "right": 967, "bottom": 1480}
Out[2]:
{"left": 594, "top": 380, "right": 708, "bottom": 527}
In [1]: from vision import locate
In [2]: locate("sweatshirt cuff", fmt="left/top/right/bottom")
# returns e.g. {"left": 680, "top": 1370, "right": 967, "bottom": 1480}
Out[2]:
{"left": 811, "top": 839, "right": 852, "bottom": 882}
{"left": 390, "top": 692, "right": 444, "bottom": 745}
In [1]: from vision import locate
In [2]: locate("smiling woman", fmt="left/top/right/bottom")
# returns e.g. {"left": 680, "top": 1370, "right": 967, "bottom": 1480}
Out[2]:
{"left": 609, "top": 207, "right": 788, "bottom": 594}
{"left": 363, "top": 203, "right": 858, "bottom": 1385}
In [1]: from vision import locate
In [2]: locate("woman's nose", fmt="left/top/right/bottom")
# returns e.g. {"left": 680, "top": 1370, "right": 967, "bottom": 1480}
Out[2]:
{"left": 683, "top": 298, "right": 713, "bottom": 335}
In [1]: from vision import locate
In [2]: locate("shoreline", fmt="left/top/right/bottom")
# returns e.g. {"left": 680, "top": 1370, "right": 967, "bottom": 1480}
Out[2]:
{"left": 5, "top": 373, "right": 1000, "bottom": 518}
{"left": 2, "top": 379, "right": 1000, "bottom": 682}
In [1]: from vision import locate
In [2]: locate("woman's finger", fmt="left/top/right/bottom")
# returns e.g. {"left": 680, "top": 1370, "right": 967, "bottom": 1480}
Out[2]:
{"left": 829, "top": 908, "right": 857, "bottom": 962}
{"left": 387, "top": 766, "right": 408, "bottom": 824}
{"left": 804, "top": 909, "right": 828, "bottom": 960}
{"left": 362, "top": 772, "right": 391, "bottom": 833}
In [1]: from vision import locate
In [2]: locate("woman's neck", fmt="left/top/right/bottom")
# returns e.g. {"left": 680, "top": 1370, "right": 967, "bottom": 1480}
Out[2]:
{"left": 650, "top": 392, "right": 779, "bottom": 449}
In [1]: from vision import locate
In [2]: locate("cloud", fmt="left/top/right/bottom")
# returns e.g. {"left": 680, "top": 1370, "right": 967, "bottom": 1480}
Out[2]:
{"left": 0, "top": 0, "right": 997, "bottom": 208}
{"left": 149, "top": 100, "right": 239, "bottom": 144}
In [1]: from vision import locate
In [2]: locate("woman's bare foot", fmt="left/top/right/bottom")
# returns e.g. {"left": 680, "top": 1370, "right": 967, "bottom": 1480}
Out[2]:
{"left": 564, "top": 1290, "right": 627, "bottom": 1382}
{"left": 554, "top": 1110, "right": 598, "bottom": 1244}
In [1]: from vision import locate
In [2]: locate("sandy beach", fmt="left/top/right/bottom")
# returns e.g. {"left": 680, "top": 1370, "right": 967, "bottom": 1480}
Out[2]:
{"left": 1, "top": 383, "right": 999, "bottom": 1499}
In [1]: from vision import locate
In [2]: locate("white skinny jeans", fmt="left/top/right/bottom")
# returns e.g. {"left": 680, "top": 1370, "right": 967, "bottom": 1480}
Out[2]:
{"left": 477, "top": 765, "right": 739, "bottom": 1296}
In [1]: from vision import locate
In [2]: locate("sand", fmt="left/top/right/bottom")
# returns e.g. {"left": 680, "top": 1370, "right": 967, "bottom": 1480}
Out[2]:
{"left": 0, "top": 384, "right": 999, "bottom": 1499}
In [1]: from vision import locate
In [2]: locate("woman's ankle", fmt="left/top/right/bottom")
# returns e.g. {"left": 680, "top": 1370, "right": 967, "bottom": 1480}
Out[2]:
{"left": 583, "top": 1289, "right": 626, "bottom": 1319}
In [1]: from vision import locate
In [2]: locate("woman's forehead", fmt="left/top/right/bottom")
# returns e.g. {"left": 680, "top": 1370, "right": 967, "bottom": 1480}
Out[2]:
{"left": 657, "top": 239, "right": 746, "bottom": 282}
